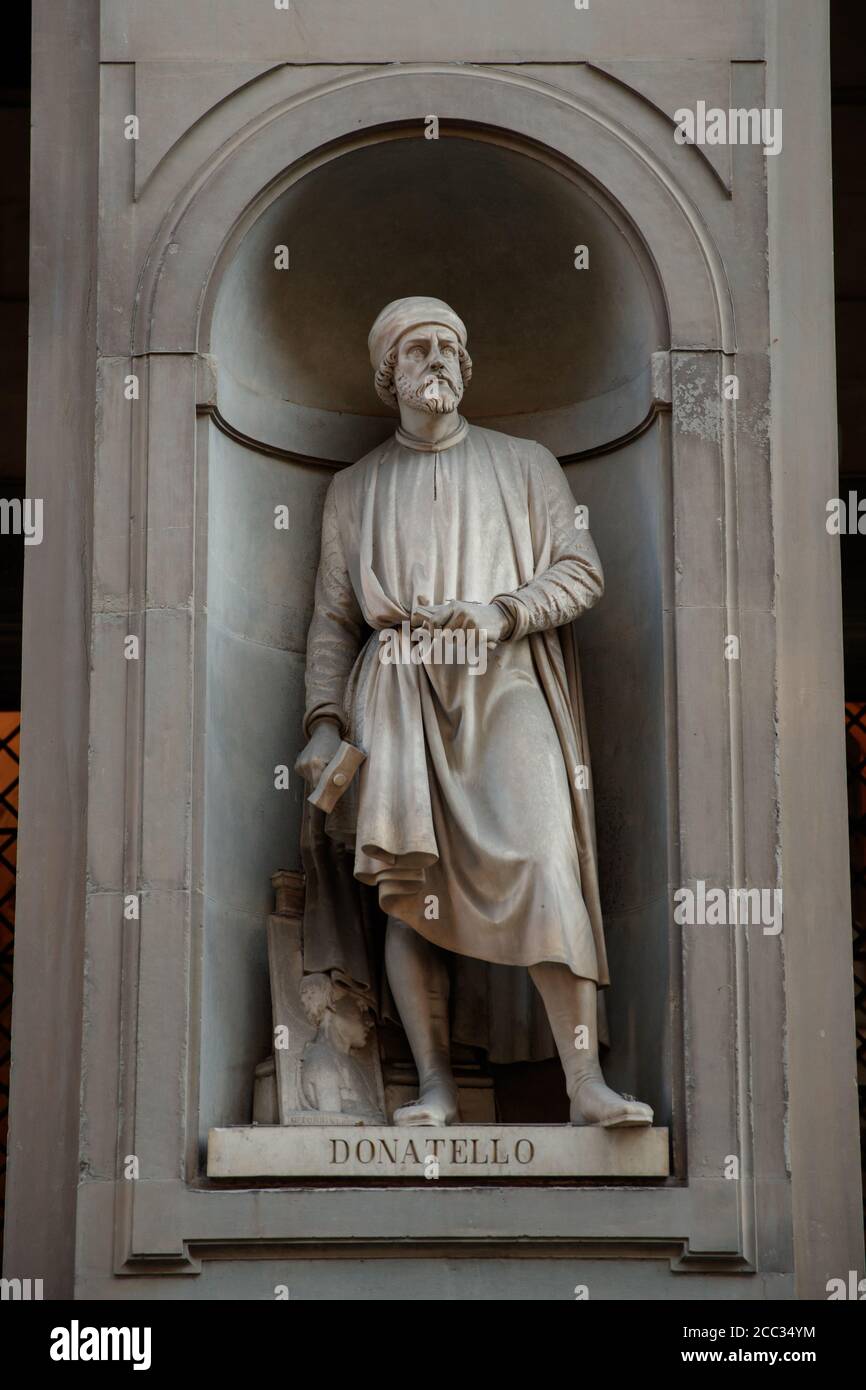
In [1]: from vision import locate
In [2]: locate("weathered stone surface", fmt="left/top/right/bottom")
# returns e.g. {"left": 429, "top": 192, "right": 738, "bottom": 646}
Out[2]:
{"left": 100, "top": 0, "right": 765, "bottom": 64}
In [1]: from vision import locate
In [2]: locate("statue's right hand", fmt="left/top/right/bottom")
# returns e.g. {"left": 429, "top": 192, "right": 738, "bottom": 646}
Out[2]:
{"left": 294, "top": 719, "right": 342, "bottom": 785}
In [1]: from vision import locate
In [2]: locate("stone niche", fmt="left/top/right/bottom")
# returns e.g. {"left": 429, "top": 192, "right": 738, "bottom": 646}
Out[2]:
{"left": 199, "top": 128, "right": 672, "bottom": 1151}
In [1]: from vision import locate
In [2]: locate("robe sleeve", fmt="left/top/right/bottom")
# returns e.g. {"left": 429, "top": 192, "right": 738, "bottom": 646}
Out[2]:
{"left": 492, "top": 444, "right": 604, "bottom": 640}
{"left": 303, "top": 481, "right": 365, "bottom": 739}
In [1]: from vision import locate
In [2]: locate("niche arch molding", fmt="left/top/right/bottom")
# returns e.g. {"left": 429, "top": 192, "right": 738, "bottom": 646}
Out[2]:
{"left": 134, "top": 64, "right": 735, "bottom": 356}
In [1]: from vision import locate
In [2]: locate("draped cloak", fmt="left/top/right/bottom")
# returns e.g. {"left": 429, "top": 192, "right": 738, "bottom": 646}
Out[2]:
{"left": 300, "top": 421, "right": 609, "bottom": 1063}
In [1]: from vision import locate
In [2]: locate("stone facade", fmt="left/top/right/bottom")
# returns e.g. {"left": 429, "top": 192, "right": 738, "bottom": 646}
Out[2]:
{"left": 3, "top": 0, "right": 862, "bottom": 1299}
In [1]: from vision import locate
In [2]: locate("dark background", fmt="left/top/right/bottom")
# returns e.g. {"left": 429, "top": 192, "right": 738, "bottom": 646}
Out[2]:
{"left": 834, "top": 0, "right": 866, "bottom": 692}
{"left": 0, "top": 2, "right": 30, "bottom": 709}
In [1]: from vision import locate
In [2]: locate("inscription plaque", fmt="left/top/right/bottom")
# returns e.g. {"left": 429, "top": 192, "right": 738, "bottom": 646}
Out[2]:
{"left": 207, "top": 1125, "right": 670, "bottom": 1179}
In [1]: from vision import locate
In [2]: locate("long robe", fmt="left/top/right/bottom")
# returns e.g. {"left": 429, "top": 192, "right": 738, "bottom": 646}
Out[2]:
{"left": 301, "top": 421, "right": 609, "bottom": 1061}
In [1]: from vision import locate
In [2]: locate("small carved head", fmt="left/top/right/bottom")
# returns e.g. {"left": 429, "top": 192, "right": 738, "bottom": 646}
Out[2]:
{"left": 298, "top": 973, "right": 374, "bottom": 1054}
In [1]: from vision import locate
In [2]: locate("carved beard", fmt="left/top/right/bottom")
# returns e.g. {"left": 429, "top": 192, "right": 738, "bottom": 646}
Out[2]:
{"left": 394, "top": 368, "right": 463, "bottom": 415}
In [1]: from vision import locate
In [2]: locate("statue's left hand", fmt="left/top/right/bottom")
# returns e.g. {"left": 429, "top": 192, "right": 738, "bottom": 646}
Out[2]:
{"left": 410, "top": 600, "right": 509, "bottom": 646}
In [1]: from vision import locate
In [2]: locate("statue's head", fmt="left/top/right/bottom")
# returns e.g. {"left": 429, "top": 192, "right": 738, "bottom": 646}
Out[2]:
{"left": 299, "top": 972, "right": 374, "bottom": 1055}
{"left": 368, "top": 296, "right": 472, "bottom": 415}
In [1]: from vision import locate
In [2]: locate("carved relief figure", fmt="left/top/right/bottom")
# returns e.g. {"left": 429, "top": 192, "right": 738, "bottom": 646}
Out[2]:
{"left": 298, "top": 973, "right": 382, "bottom": 1120}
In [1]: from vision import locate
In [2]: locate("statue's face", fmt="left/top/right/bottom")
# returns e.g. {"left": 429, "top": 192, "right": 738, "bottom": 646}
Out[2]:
{"left": 330, "top": 993, "right": 374, "bottom": 1052}
{"left": 393, "top": 323, "right": 464, "bottom": 415}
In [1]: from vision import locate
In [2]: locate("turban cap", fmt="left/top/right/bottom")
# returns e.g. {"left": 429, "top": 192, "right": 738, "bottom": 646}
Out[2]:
{"left": 368, "top": 296, "right": 468, "bottom": 370}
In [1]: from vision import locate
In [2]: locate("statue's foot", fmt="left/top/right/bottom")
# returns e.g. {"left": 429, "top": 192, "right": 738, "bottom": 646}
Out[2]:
{"left": 394, "top": 1080, "right": 459, "bottom": 1127}
{"left": 569, "top": 1074, "right": 654, "bottom": 1128}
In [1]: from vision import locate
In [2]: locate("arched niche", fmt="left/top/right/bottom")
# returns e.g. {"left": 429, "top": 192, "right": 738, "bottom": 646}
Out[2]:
{"left": 209, "top": 130, "right": 667, "bottom": 461}
{"left": 200, "top": 123, "right": 676, "bottom": 1138}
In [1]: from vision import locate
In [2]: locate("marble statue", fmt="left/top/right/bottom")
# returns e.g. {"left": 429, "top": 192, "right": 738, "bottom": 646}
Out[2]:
{"left": 297, "top": 973, "right": 382, "bottom": 1121}
{"left": 295, "top": 296, "right": 653, "bottom": 1129}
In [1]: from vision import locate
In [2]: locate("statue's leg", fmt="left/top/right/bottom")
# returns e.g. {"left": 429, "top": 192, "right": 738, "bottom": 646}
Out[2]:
{"left": 529, "top": 962, "right": 654, "bottom": 1127}
{"left": 385, "top": 916, "right": 459, "bottom": 1126}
